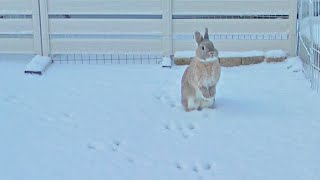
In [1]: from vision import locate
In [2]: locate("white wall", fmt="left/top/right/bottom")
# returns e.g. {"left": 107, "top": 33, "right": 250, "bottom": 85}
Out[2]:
{"left": 0, "top": 0, "right": 298, "bottom": 56}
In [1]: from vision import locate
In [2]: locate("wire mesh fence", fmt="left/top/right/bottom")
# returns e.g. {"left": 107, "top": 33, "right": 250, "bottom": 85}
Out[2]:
{"left": 298, "top": 0, "right": 320, "bottom": 92}
{"left": 51, "top": 53, "right": 163, "bottom": 65}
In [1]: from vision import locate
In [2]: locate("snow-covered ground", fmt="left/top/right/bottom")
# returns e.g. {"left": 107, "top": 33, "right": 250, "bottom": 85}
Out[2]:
{"left": 1, "top": 55, "right": 320, "bottom": 180}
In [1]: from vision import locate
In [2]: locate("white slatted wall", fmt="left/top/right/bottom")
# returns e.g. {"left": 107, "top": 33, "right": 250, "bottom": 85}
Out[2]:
{"left": 46, "top": 0, "right": 163, "bottom": 55}
{"left": 0, "top": 0, "right": 41, "bottom": 54}
{"left": 172, "top": 0, "right": 297, "bottom": 54}
{"left": 0, "top": 0, "right": 298, "bottom": 58}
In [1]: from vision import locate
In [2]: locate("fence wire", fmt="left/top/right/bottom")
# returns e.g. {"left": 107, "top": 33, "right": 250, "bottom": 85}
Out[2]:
{"left": 298, "top": 0, "right": 320, "bottom": 93}
{"left": 51, "top": 53, "right": 163, "bottom": 65}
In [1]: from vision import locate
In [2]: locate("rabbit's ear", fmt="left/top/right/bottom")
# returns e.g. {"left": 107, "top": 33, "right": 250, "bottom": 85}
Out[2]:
{"left": 195, "top": 31, "right": 203, "bottom": 45}
{"left": 204, "top": 28, "right": 209, "bottom": 40}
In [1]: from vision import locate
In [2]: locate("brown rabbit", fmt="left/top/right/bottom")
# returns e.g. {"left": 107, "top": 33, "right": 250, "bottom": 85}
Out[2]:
{"left": 181, "top": 28, "right": 221, "bottom": 112}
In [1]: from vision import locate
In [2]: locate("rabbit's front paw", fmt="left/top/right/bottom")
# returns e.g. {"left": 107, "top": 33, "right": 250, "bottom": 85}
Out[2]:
{"left": 200, "top": 87, "right": 211, "bottom": 99}
{"left": 209, "top": 86, "right": 216, "bottom": 98}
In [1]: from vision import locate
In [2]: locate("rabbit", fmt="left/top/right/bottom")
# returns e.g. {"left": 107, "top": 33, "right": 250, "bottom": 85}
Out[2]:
{"left": 181, "top": 28, "right": 221, "bottom": 112}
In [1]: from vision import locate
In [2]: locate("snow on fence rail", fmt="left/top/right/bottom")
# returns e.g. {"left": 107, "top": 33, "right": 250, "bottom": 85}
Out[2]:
{"left": 0, "top": 0, "right": 297, "bottom": 64}
{"left": 298, "top": 0, "right": 320, "bottom": 92}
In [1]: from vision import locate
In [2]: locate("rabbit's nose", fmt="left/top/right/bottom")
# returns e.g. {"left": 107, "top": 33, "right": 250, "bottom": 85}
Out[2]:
{"left": 208, "top": 52, "right": 214, "bottom": 57}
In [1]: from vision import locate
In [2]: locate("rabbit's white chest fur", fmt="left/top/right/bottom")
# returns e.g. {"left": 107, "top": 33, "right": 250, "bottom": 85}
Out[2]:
{"left": 196, "top": 59, "right": 220, "bottom": 87}
{"left": 198, "top": 57, "right": 219, "bottom": 63}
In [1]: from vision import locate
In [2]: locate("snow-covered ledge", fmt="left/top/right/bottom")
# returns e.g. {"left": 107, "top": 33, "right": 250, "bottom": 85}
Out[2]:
{"left": 25, "top": 55, "right": 52, "bottom": 75}
{"left": 265, "top": 50, "right": 288, "bottom": 63}
{"left": 173, "top": 50, "right": 288, "bottom": 67}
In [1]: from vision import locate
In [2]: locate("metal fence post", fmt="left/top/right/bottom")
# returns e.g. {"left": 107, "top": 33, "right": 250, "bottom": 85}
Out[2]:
{"left": 297, "top": 0, "right": 302, "bottom": 56}
{"left": 308, "top": 0, "right": 315, "bottom": 89}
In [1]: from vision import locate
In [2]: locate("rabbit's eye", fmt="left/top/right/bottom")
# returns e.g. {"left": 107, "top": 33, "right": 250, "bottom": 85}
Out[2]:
{"left": 201, "top": 46, "right": 205, "bottom": 50}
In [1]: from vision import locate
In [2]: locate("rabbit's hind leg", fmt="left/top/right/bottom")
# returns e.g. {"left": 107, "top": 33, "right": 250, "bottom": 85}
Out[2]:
{"left": 200, "top": 97, "right": 215, "bottom": 109}
{"left": 185, "top": 97, "right": 200, "bottom": 112}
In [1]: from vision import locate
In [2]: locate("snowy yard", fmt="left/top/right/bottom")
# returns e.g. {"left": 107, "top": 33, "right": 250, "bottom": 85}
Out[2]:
{"left": 1, "top": 55, "right": 320, "bottom": 180}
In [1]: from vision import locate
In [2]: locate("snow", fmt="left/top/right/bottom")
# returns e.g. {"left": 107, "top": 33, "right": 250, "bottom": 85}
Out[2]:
{"left": 175, "top": 50, "right": 286, "bottom": 58}
{"left": 219, "top": 50, "right": 265, "bottom": 58}
{"left": 286, "top": 56, "right": 304, "bottom": 73}
{"left": 25, "top": 55, "right": 52, "bottom": 74}
{"left": 162, "top": 57, "right": 172, "bottom": 67}
{"left": 300, "top": 17, "right": 320, "bottom": 45}
{"left": 1, "top": 55, "right": 320, "bottom": 180}
{"left": 265, "top": 50, "right": 287, "bottom": 58}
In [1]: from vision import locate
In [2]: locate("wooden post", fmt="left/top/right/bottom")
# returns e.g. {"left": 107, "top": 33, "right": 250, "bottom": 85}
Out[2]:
{"left": 32, "top": 0, "right": 42, "bottom": 55}
{"left": 162, "top": 0, "right": 173, "bottom": 67}
{"left": 26, "top": 0, "right": 52, "bottom": 75}
{"left": 39, "top": 0, "right": 50, "bottom": 56}
{"left": 289, "top": 0, "right": 298, "bottom": 56}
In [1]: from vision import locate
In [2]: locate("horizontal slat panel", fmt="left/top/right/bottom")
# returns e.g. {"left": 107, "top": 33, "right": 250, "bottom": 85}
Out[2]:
{"left": 0, "top": 0, "right": 32, "bottom": 14}
{"left": 173, "top": 19, "right": 291, "bottom": 34}
{"left": 0, "top": 19, "right": 33, "bottom": 33}
{"left": 49, "top": 19, "right": 162, "bottom": 34}
{"left": 50, "top": 39, "right": 162, "bottom": 54}
{"left": 173, "top": 0, "right": 289, "bottom": 14}
{"left": 173, "top": 38, "right": 294, "bottom": 53}
{"left": 48, "top": 0, "right": 162, "bottom": 14}
{"left": 0, "top": 38, "right": 34, "bottom": 53}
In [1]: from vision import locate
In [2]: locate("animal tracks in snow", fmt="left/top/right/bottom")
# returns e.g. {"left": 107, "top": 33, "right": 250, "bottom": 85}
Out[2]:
{"left": 3, "top": 95, "right": 25, "bottom": 105}
{"left": 87, "top": 139, "right": 135, "bottom": 164}
{"left": 2, "top": 95, "right": 77, "bottom": 127}
{"left": 155, "top": 93, "right": 177, "bottom": 108}
{"left": 87, "top": 140, "right": 121, "bottom": 152}
{"left": 111, "top": 140, "right": 122, "bottom": 152}
{"left": 192, "top": 163, "right": 213, "bottom": 172}
{"left": 86, "top": 139, "right": 217, "bottom": 179}
{"left": 87, "top": 141, "right": 107, "bottom": 151}
{"left": 39, "top": 111, "right": 78, "bottom": 128}
{"left": 175, "top": 161, "right": 215, "bottom": 179}
{"left": 154, "top": 80, "right": 180, "bottom": 109}
{"left": 163, "top": 121, "right": 198, "bottom": 139}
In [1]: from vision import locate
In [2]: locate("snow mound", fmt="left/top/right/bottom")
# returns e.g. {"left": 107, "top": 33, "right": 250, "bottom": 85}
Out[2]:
{"left": 286, "top": 57, "right": 303, "bottom": 73}
{"left": 25, "top": 55, "right": 52, "bottom": 75}
{"left": 162, "top": 57, "right": 172, "bottom": 67}
{"left": 265, "top": 50, "right": 287, "bottom": 58}
{"left": 219, "top": 50, "right": 264, "bottom": 58}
